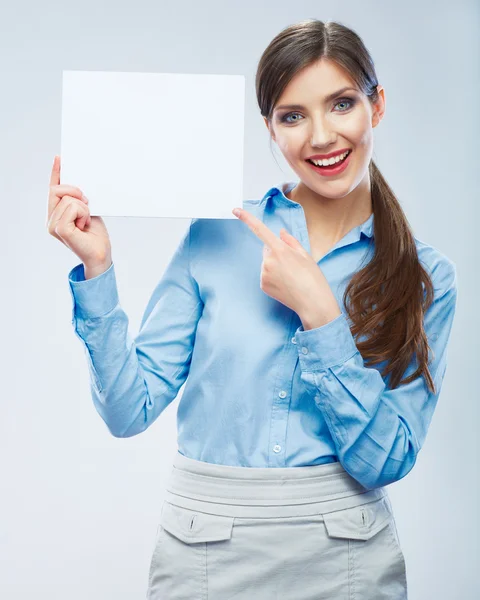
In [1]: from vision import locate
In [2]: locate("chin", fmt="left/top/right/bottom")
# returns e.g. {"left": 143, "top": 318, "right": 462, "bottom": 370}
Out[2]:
{"left": 304, "top": 177, "right": 355, "bottom": 199}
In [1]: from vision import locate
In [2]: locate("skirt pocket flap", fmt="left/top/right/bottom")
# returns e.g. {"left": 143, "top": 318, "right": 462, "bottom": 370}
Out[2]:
{"left": 160, "top": 501, "right": 234, "bottom": 544}
{"left": 323, "top": 495, "right": 392, "bottom": 541}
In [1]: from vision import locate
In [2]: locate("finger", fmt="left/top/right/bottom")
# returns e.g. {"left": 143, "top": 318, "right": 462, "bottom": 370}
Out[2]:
{"left": 76, "top": 211, "right": 87, "bottom": 231}
{"left": 48, "top": 195, "right": 87, "bottom": 236}
{"left": 49, "top": 155, "right": 60, "bottom": 188}
{"left": 48, "top": 183, "right": 85, "bottom": 224}
{"left": 233, "top": 208, "right": 281, "bottom": 250}
{"left": 48, "top": 194, "right": 71, "bottom": 232}
{"left": 55, "top": 202, "right": 81, "bottom": 242}
{"left": 51, "top": 184, "right": 85, "bottom": 200}
{"left": 56, "top": 200, "right": 89, "bottom": 239}
{"left": 48, "top": 155, "right": 61, "bottom": 221}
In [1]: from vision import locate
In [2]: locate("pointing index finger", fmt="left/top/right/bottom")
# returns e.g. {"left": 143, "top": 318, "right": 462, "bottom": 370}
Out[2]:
{"left": 232, "top": 208, "right": 281, "bottom": 250}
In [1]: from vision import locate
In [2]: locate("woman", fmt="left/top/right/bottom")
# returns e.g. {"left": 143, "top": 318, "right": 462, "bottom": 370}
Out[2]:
{"left": 48, "top": 18, "right": 457, "bottom": 600}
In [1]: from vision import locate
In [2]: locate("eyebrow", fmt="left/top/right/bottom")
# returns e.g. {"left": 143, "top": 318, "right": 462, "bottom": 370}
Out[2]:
{"left": 274, "top": 86, "right": 359, "bottom": 112}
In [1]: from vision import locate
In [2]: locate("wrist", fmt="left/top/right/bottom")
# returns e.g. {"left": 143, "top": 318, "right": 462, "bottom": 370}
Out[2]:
{"left": 299, "top": 306, "right": 342, "bottom": 331}
{"left": 84, "top": 259, "right": 112, "bottom": 280}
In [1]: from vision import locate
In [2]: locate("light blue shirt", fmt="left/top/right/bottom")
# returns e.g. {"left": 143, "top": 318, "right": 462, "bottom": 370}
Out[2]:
{"left": 68, "top": 181, "right": 458, "bottom": 490}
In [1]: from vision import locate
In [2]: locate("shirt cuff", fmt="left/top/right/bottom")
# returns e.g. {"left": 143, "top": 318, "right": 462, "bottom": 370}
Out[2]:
{"left": 68, "top": 261, "right": 119, "bottom": 320}
{"left": 294, "top": 312, "right": 359, "bottom": 371}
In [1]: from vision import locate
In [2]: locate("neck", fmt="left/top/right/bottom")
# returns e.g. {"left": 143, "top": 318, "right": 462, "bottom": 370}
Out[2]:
{"left": 286, "top": 175, "right": 373, "bottom": 247}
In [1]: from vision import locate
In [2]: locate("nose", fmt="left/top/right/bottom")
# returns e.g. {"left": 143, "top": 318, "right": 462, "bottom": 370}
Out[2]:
{"left": 309, "top": 114, "right": 336, "bottom": 148}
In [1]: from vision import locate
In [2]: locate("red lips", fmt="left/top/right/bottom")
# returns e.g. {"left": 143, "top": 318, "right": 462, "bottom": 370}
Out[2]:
{"left": 306, "top": 148, "right": 351, "bottom": 160}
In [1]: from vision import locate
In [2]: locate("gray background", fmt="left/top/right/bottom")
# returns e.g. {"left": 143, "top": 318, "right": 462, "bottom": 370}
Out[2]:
{"left": 1, "top": 0, "right": 478, "bottom": 598}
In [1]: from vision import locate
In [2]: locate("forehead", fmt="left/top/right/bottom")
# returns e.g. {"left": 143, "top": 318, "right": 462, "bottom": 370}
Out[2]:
{"left": 276, "top": 59, "right": 358, "bottom": 103}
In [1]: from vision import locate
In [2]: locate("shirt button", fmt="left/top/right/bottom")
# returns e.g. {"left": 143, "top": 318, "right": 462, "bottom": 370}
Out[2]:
{"left": 278, "top": 390, "right": 287, "bottom": 398}
{"left": 273, "top": 444, "right": 282, "bottom": 453}
{"left": 291, "top": 337, "right": 297, "bottom": 344}
{"left": 301, "top": 347, "right": 308, "bottom": 354}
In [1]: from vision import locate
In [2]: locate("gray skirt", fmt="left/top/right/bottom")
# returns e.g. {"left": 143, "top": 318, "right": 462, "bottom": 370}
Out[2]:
{"left": 146, "top": 451, "right": 408, "bottom": 599}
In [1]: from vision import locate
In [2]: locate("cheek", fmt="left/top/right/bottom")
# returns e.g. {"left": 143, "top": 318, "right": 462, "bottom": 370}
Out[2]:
{"left": 278, "top": 133, "right": 303, "bottom": 156}
{"left": 355, "top": 129, "right": 374, "bottom": 157}
{"left": 346, "top": 112, "right": 373, "bottom": 147}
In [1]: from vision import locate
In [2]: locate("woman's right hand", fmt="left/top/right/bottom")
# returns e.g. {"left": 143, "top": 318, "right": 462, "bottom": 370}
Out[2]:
{"left": 46, "top": 155, "right": 112, "bottom": 270}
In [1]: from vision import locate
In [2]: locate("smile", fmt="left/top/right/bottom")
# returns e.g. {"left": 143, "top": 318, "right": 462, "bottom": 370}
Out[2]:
{"left": 305, "top": 150, "right": 353, "bottom": 177}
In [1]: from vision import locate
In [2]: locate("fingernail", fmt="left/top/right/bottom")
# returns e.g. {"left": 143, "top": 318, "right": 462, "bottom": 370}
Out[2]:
{"left": 232, "top": 208, "right": 241, "bottom": 216}
{"left": 82, "top": 194, "right": 89, "bottom": 203}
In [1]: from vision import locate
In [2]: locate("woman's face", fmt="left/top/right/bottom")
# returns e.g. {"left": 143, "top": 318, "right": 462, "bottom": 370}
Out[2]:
{"left": 265, "top": 58, "right": 385, "bottom": 200}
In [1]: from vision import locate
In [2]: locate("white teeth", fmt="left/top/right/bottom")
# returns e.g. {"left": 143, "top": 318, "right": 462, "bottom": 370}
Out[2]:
{"left": 310, "top": 151, "right": 350, "bottom": 166}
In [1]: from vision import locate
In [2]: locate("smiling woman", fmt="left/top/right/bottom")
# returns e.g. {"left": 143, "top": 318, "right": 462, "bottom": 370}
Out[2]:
{"left": 257, "top": 23, "right": 442, "bottom": 397}
{"left": 65, "top": 17, "right": 457, "bottom": 600}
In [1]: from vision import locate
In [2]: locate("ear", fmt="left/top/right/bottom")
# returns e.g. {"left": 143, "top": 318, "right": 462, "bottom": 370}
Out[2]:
{"left": 264, "top": 116, "right": 276, "bottom": 142}
{"left": 372, "top": 85, "right": 386, "bottom": 128}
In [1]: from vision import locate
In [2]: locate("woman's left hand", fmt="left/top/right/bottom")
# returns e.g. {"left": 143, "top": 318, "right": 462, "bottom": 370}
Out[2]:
{"left": 232, "top": 207, "right": 341, "bottom": 325}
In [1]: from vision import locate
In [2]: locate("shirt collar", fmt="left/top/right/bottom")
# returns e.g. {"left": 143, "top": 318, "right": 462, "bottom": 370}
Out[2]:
{"left": 261, "top": 181, "right": 374, "bottom": 240}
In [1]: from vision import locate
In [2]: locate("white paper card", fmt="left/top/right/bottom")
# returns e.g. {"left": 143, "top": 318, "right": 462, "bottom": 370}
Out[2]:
{"left": 60, "top": 70, "right": 245, "bottom": 219}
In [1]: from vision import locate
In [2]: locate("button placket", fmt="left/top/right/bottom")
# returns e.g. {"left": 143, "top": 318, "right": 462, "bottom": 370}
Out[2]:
{"left": 270, "top": 388, "right": 288, "bottom": 459}
{"left": 267, "top": 316, "right": 300, "bottom": 466}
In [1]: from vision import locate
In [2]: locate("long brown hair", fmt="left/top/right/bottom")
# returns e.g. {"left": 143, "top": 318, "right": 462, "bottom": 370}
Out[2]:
{"left": 256, "top": 19, "right": 436, "bottom": 393}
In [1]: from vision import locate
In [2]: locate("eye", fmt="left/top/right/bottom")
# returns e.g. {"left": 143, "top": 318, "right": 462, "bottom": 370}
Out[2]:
{"left": 280, "top": 97, "right": 356, "bottom": 124}
{"left": 334, "top": 97, "right": 356, "bottom": 112}
{"left": 280, "top": 112, "right": 303, "bottom": 124}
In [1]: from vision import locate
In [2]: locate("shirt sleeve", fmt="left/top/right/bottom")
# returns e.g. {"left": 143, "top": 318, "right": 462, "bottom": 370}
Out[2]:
{"left": 294, "top": 257, "right": 458, "bottom": 490}
{"left": 68, "top": 219, "right": 204, "bottom": 438}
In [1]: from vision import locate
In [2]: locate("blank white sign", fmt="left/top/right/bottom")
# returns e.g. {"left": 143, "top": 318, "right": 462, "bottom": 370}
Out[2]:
{"left": 60, "top": 70, "right": 245, "bottom": 219}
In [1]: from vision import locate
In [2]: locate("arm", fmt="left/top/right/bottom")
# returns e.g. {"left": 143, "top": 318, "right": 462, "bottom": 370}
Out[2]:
{"left": 293, "top": 258, "right": 458, "bottom": 490}
{"left": 68, "top": 220, "right": 203, "bottom": 438}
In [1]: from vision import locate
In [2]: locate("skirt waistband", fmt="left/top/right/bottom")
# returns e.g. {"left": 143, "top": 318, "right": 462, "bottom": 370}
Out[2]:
{"left": 164, "top": 451, "right": 387, "bottom": 518}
